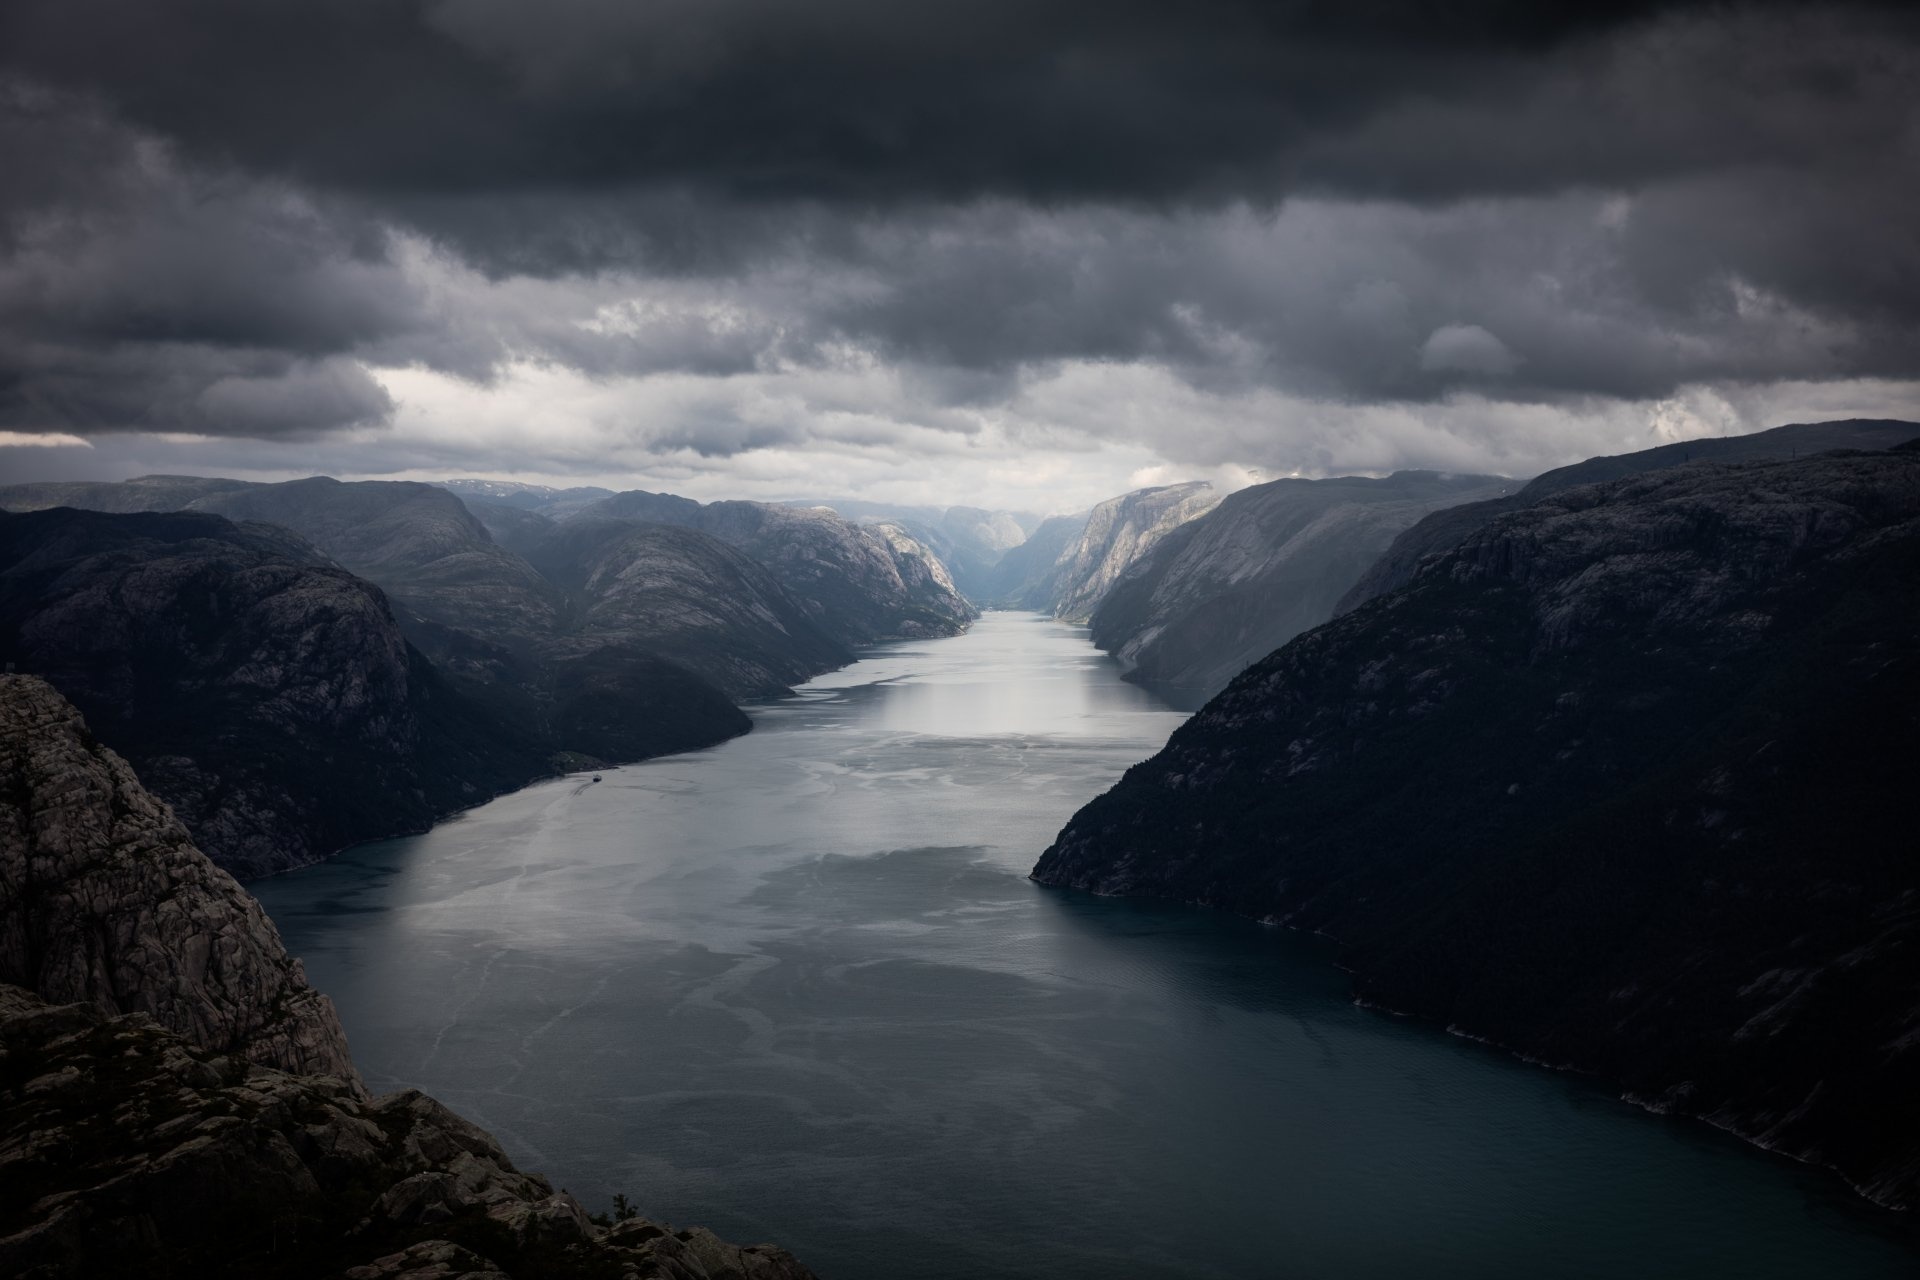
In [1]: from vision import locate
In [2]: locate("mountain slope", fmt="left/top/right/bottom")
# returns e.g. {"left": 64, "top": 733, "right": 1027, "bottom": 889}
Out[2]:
{"left": 528, "top": 519, "right": 852, "bottom": 698}
{"left": 567, "top": 493, "right": 976, "bottom": 643}
{"left": 1339, "top": 418, "right": 1920, "bottom": 613}
{"left": 0, "top": 509, "right": 728, "bottom": 876}
{"left": 1032, "top": 483, "right": 1221, "bottom": 623}
{"left": 1089, "top": 470, "right": 1510, "bottom": 707}
{"left": 1037, "top": 448, "right": 1920, "bottom": 1208}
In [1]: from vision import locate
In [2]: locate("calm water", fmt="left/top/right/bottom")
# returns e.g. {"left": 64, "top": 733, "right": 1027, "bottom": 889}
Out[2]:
{"left": 255, "top": 612, "right": 1916, "bottom": 1278}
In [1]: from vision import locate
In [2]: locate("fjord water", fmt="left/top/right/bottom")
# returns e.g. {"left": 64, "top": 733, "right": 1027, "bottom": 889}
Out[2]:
{"left": 255, "top": 613, "right": 1913, "bottom": 1279}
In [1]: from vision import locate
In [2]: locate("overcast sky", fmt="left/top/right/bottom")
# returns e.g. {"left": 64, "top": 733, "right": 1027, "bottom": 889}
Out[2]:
{"left": 2, "top": 0, "right": 1916, "bottom": 512}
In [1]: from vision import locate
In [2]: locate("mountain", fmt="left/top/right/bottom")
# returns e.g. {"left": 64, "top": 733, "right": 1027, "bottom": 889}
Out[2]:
{"left": 0, "top": 674, "right": 357, "bottom": 1082}
{"left": 1089, "top": 471, "right": 1511, "bottom": 707}
{"left": 524, "top": 519, "right": 852, "bottom": 698}
{"left": 0, "top": 508, "right": 582, "bottom": 877}
{"left": 0, "top": 474, "right": 856, "bottom": 745}
{"left": 0, "top": 677, "right": 814, "bottom": 1280}
{"left": 1032, "top": 482, "right": 1222, "bottom": 623}
{"left": 1338, "top": 418, "right": 1920, "bottom": 614}
{"left": 1036, "top": 447, "right": 1920, "bottom": 1208}
{"left": 977, "top": 511, "right": 1094, "bottom": 607}
{"left": 783, "top": 500, "right": 1037, "bottom": 600}
{"left": 568, "top": 492, "right": 976, "bottom": 643}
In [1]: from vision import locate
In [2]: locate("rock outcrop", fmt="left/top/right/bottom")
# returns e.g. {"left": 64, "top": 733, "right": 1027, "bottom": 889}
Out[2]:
{"left": 1037, "top": 448, "right": 1920, "bottom": 1208}
{"left": 0, "top": 675, "right": 358, "bottom": 1083}
{"left": 0, "top": 509, "right": 570, "bottom": 878}
{"left": 0, "top": 988, "right": 814, "bottom": 1280}
{"left": 1022, "top": 483, "right": 1221, "bottom": 623}
{"left": 1338, "top": 418, "right": 1920, "bottom": 614}
{"left": 1089, "top": 470, "right": 1510, "bottom": 707}
{"left": 0, "top": 690, "right": 815, "bottom": 1277}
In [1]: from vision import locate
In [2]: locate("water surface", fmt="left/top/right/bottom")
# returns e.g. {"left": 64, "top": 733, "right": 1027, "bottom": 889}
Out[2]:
{"left": 255, "top": 612, "right": 1916, "bottom": 1278}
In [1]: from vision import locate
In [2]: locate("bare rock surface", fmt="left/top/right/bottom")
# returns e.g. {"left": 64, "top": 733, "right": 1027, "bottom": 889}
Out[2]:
{"left": 1038, "top": 448, "right": 1920, "bottom": 1209}
{"left": 0, "top": 684, "right": 815, "bottom": 1279}
{"left": 0, "top": 987, "right": 814, "bottom": 1279}
{"left": 0, "top": 676, "right": 357, "bottom": 1083}
{"left": 1089, "top": 470, "right": 1509, "bottom": 707}
{"left": 1021, "top": 483, "right": 1221, "bottom": 624}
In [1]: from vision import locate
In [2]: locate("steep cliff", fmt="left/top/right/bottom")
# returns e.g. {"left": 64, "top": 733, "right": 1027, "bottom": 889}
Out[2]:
{"left": 0, "top": 675, "right": 356, "bottom": 1083}
{"left": 0, "top": 989, "right": 815, "bottom": 1280}
{"left": 1338, "top": 418, "right": 1920, "bottom": 614}
{"left": 0, "top": 683, "right": 815, "bottom": 1279}
{"left": 1089, "top": 471, "right": 1509, "bottom": 707}
{"left": 1030, "top": 483, "right": 1221, "bottom": 623}
{"left": 1037, "top": 449, "right": 1920, "bottom": 1208}
{"left": 0, "top": 509, "right": 569, "bottom": 877}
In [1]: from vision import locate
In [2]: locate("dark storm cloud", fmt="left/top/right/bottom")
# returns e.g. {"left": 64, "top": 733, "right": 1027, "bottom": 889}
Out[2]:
{"left": 0, "top": 82, "right": 410, "bottom": 435}
{"left": 0, "top": 0, "right": 1915, "bottom": 453}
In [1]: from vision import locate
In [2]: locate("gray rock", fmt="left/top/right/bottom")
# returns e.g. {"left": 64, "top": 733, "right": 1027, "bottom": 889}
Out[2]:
{"left": 0, "top": 676, "right": 358, "bottom": 1083}
{"left": 1017, "top": 483, "right": 1221, "bottom": 623}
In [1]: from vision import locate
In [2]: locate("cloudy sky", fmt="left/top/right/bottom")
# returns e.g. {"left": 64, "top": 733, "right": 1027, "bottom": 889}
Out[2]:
{"left": 2, "top": 0, "right": 1916, "bottom": 512}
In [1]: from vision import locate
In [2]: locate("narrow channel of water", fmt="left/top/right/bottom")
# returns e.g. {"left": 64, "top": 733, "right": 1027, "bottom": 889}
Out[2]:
{"left": 254, "top": 612, "right": 1917, "bottom": 1278}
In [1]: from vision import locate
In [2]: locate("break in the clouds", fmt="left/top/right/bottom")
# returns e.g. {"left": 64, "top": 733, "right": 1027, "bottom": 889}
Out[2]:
{"left": 1, "top": 0, "right": 1916, "bottom": 508}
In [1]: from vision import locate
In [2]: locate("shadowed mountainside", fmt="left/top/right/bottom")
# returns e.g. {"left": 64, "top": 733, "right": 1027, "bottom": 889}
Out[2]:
{"left": 1338, "top": 418, "right": 1920, "bottom": 614}
{"left": 1089, "top": 470, "right": 1511, "bottom": 707}
{"left": 1037, "top": 447, "right": 1920, "bottom": 1209}
{"left": 0, "top": 509, "right": 594, "bottom": 877}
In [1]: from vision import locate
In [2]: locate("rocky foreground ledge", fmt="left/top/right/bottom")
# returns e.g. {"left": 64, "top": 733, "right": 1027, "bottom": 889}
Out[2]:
{"left": 0, "top": 675, "right": 813, "bottom": 1279}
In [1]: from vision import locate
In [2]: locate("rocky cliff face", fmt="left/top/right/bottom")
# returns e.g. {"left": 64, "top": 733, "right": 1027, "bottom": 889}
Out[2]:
{"left": 1037, "top": 449, "right": 1920, "bottom": 1208}
{"left": 1030, "top": 483, "right": 1221, "bottom": 623}
{"left": 0, "top": 675, "right": 357, "bottom": 1083}
{"left": 0, "top": 684, "right": 815, "bottom": 1279}
{"left": 569, "top": 492, "right": 976, "bottom": 643}
{"left": 0, "top": 989, "right": 815, "bottom": 1280}
{"left": 1089, "top": 471, "right": 1509, "bottom": 707}
{"left": 1338, "top": 418, "right": 1920, "bottom": 614}
{"left": 0, "top": 509, "right": 565, "bottom": 878}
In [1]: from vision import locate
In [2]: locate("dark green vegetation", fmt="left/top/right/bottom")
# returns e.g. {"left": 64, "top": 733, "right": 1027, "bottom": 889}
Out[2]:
{"left": 1037, "top": 447, "right": 1920, "bottom": 1207}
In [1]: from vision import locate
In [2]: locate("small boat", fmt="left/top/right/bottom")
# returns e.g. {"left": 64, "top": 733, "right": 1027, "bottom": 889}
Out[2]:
{"left": 591, "top": 773, "right": 603, "bottom": 782}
